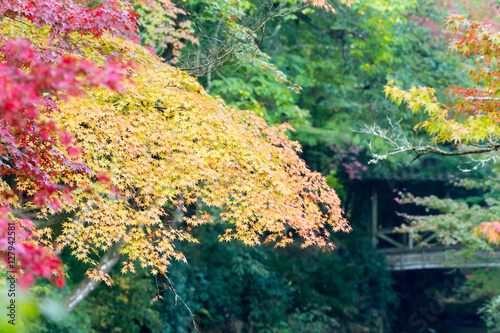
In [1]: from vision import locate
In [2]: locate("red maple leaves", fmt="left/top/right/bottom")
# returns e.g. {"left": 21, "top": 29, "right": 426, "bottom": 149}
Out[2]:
{"left": 0, "top": 207, "right": 64, "bottom": 287}
{"left": 0, "top": 0, "right": 138, "bottom": 287}
{"left": 445, "top": 13, "right": 500, "bottom": 119}
{"left": 0, "top": 0, "right": 138, "bottom": 38}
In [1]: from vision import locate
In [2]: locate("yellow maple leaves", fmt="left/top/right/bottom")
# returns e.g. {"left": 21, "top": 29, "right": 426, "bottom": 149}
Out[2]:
{"left": 6, "top": 16, "right": 349, "bottom": 284}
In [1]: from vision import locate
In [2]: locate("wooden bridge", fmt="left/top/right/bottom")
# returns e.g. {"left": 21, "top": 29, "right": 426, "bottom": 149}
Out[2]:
{"left": 376, "top": 229, "right": 500, "bottom": 271}
{"left": 369, "top": 188, "right": 500, "bottom": 271}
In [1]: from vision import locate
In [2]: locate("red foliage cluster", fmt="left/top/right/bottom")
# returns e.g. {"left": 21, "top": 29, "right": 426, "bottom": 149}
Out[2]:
{"left": 0, "top": 207, "right": 65, "bottom": 287}
{"left": 407, "top": 1, "right": 500, "bottom": 41}
{"left": 445, "top": 13, "right": 500, "bottom": 120}
{"left": 0, "top": 0, "right": 138, "bottom": 38}
{"left": 328, "top": 145, "right": 367, "bottom": 180}
{"left": 0, "top": 0, "right": 138, "bottom": 287}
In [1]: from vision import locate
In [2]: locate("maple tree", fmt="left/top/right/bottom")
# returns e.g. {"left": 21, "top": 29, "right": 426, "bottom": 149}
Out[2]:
{"left": 0, "top": 0, "right": 351, "bottom": 302}
{"left": 363, "top": 13, "right": 500, "bottom": 246}
{"left": 381, "top": 13, "right": 500, "bottom": 160}
{"left": 6, "top": 1, "right": 473, "bottom": 331}
{"left": 0, "top": 0, "right": 139, "bottom": 288}
{"left": 396, "top": 185, "right": 500, "bottom": 251}
{"left": 134, "top": 0, "right": 197, "bottom": 61}
{"left": 363, "top": 11, "right": 500, "bottom": 330}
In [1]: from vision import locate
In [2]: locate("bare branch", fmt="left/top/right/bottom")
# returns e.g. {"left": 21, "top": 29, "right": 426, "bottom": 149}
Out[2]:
{"left": 465, "top": 97, "right": 500, "bottom": 101}
{"left": 389, "top": 144, "right": 500, "bottom": 163}
{"left": 159, "top": 272, "right": 199, "bottom": 331}
{"left": 177, "top": 2, "right": 306, "bottom": 77}
{"left": 357, "top": 118, "right": 500, "bottom": 165}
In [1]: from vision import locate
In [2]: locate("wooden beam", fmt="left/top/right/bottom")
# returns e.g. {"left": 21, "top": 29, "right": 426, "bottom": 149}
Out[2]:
{"left": 371, "top": 185, "right": 378, "bottom": 248}
{"left": 377, "top": 233, "right": 405, "bottom": 249}
{"left": 422, "top": 233, "right": 436, "bottom": 244}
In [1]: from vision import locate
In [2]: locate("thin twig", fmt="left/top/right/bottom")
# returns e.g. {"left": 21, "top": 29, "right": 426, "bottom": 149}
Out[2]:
{"left": 162, "top": 272, "right": 199, "bottom": 331}
{"left": 178, "top": 4, "right": 305, "bottom": 75}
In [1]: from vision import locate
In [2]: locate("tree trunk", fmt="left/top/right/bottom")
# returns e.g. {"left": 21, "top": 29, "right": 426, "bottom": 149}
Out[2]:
{"left": 63, "top": 241, "right": 123, "bottom": 312}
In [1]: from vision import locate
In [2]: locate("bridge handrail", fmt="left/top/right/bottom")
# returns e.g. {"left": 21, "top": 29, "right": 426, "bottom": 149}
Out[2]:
{"left": 376, "top": 229, "right": 436, "bottom": 250}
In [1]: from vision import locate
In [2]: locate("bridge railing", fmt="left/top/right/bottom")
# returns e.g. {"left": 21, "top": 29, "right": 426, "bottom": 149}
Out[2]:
{"left": 376, "top": 229, "right": 437, "bottom": 251}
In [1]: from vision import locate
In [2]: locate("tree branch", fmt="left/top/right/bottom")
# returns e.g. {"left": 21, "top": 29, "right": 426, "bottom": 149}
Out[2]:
{"left": 465, "top": 97, "right": 500, "bottom": 101}
{"left": 177, "top": 4, "right": 306, "bottom": 76}
{"left": 63, "top": 241, "right": 123, "bottom": 312}
{"left": 358, "top": 120, "right": 500, "bottom": 165}
{"left": 383, "top": 144, "right": 500, "bottom": 163}
{"left": 158, "top": 272, "right": 199, "bottom": 331}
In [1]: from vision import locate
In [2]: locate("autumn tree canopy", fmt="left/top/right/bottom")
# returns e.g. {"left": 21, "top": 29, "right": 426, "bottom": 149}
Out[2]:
{"left": 0, "top": 0, "right": 350, "bottom": 291}
{"left": 358, "top": 11, "right": 500, "bottom": 262}
{"left": 373, "top": 14, "right": 500, "bottom": 162}
{"left": 5, "top": 1, "right": 499, "bottom": 332}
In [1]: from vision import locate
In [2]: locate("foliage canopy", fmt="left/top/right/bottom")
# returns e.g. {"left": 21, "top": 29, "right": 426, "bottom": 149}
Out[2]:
{"left": 0, "top": 0, "right": 349, "bottom": 289}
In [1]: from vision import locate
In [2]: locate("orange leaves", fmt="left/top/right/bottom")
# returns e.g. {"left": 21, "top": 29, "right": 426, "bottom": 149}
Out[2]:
{"left": 305, "top": 0, "right": 337, "bottom": 12}
{"left": 15, "top": 29, "right": 350, "bottom": 282}
{"left": 0, "top": 0, "right": 346, "bottom": 288}
{"left": 474, "top": 222, "right": 500, "bottom": 245}
{"left": 304, "top": 0, "right": 355, "bottom": 13}
{"left": 384, "top": 14, "right": 500, "bottom": 148}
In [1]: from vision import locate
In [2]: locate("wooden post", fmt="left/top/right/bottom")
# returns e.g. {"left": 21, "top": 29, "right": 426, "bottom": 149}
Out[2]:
{"left": 371, "top": 184, "right": 378, "bottom": 248}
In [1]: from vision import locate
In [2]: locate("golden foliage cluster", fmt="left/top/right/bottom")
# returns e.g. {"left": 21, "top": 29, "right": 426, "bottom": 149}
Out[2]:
{"left": 4, "top": 12, "right": 349, "bottom": 284}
